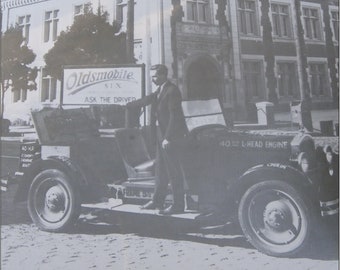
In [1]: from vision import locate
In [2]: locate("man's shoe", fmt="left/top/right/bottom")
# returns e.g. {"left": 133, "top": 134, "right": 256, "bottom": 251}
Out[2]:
{"left": 140, "top": 201, "right": 163, "bottom": 210}
{"left": 159, "top": 205, "right": 184, "bottom": 215}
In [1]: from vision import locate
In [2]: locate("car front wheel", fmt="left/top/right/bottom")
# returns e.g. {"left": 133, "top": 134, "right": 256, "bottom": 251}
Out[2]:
{"left": 28, "top": 169, "right": 81, "bottom": 232}
{"left": 238, "top": 180, "right": 312, "bottom": 257}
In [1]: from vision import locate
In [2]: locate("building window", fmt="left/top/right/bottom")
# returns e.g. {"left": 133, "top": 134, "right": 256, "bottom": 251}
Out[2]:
{"left": 44, "top": 10, "right": 59, "bottom": 42}
{"left": 74, "top": 3, "right": 91, "bottom": 18}
{"left": 243, "top": 61, "right": 263, "bottom": 100}
{"left": 134, "top": 40, "right": 143, "bottom": 63}
{"left": 238, "top": 0, "right": 258, "bottom": 36}
{"left": 18, "top": 15, "right": 31, "bottom": 43}
{"left": 13, "top": 89, "right": 27, "bottom": 103}
{"left": 271, "top": 3, "right": 291, "bottom": 38}
{"left": 41, "top": 70, "right": 57, "bottom": 102}
{"left": 186, "top": 0, "right": 211, "bottom": 23}
{"left": 277, "top": 62, "right": 298, "bottom": 98}
{"left": 331, "top": 10, "right": 339, "bottom": 42}
{"left": 116, "top": 0, "right": 127, "bottom": 23}
{"left": 309, "top": 63, "right": 329, "bottom": 97}
{"left": 302, "top": 7, "right": 322, "bottom": 41}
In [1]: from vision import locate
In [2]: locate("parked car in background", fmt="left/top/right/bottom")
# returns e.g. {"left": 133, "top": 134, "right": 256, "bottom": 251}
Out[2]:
{"left": 1, "top": 118, "right": 10, "bottom": 136}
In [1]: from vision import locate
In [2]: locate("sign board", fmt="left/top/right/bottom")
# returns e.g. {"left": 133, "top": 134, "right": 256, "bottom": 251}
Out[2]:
{"left": 62, "top": 65, "right": 145, "bottom": 105}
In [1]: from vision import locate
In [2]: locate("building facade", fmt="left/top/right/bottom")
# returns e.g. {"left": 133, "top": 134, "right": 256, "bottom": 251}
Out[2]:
{"left": 1, "top": 0, "right": 339, "bottom": 122}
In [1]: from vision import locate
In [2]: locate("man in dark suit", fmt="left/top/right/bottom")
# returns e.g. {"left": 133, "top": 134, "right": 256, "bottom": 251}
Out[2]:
{"left": 127, "top": 64, "right": 188, "bottom": 215}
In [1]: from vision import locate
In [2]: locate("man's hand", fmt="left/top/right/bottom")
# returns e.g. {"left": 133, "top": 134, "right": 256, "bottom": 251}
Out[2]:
{"left": 162, "top": 139, "right": 170, "bottom": 149}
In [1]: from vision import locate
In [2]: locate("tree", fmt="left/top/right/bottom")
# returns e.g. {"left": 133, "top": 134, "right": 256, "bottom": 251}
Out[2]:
{"left": 260, "top": 0, "right": 278, "bottom": 104}
{"left": 1, "top": 26, "right": 37, "bottom": 117}
{"left": 44, "top": 9, "right": 127, "bottom": 81}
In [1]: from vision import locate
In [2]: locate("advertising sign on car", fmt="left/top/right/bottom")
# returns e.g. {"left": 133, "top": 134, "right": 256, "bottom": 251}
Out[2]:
{"left": 62, "top": 65, "right": 145, "bottom": 105}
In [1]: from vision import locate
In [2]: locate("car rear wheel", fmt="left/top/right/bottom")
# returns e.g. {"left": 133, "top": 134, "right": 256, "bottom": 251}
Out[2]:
{"left": 238, "top": 180, "right": 312, "bottom": 257}
{"left": 28, "top": 169, "right": 81, "bottom": 232}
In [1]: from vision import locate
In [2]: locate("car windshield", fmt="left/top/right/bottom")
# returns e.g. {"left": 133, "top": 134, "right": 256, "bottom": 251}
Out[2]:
{"left": 182, "top": 99, "right": 226, "bottom": 131}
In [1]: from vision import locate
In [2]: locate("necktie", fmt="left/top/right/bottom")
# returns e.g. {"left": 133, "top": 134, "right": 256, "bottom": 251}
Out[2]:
{"left": 156, "top": 86, "right": 161, "bottom": 99}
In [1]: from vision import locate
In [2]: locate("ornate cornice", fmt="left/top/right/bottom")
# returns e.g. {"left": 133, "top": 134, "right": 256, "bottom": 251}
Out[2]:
{"left": 176, "top": 22, "right": 229, "bottom": 55}
{"left": 1, "top": 0, "right": 49, "bottom": 10}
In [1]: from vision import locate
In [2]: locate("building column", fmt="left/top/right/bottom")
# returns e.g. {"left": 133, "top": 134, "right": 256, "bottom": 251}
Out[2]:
{"left": 293, "top": 0, "right": 313, "bottom": 131}
{"left": 226, "top": 0, "right": 242, "bottom": 109}
{"left": 215, "top": 0, "right": 227, "bottom": 102}
{"left": 170, "top": 0, "right": 184, "bottom": 79}
{"left": 293, "top": 0, "right": 311, "bottom": 102}
{"left": 260, "top": 0, "right": 278, "bottom": 104}
{"left": 321, "top": 0, "right": 339, "bottom": 105}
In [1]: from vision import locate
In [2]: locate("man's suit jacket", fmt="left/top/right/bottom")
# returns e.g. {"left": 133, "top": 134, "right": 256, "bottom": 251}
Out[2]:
{"left": 128, "top": 80, "right": 188, "bottom": 142}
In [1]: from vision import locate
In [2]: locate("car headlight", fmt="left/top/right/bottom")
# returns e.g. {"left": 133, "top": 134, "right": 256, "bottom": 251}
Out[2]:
{"left": 323, "top": 145, "right": 333, "bottom": 164}
{"left": 319, "top": 145, "right": 338, "bottom": 177}
{"left": 298, "top": 152, "right": 310, "bottom": 173}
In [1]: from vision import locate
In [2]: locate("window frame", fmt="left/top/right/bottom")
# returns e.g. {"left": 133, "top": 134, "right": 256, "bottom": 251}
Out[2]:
{"left": 74, "top": 2, "right": 92, "bottom": 18}
{"left": 330, "top": 9, "right": 339, "bottom": 43}
{"left": 186, "top": 0, "right": 212, "bottom": 24}
{"left": 276, "top": 61, "right": 299, "bottom": 98}
{"left": 308, "top": 62, "right": 330, "bottom": 97}
{"left": 237, "top": 0, "right": 259, "bottom": 36}
{"left": 41, "top": 69, "right": 57, "bottom": 102}
{"left": 271, "top": 2, "right": 292, "bottom": 39}
{"left": 17, "top": 14, "right": 31, "bottom": 43}
{"left": 115, "top": 0, "right": 127, "bottom": 23}
{"left": 44, "top": 9, "right": 59, "bottom": 43}
{"left": 302, "top": 6, "right": 322, "bottom": 41}
{"left": 13, "top": 89, "right": 28, "bottom": 103}
{"left": 242, "top": 60, "right": 265, "bottom": 101}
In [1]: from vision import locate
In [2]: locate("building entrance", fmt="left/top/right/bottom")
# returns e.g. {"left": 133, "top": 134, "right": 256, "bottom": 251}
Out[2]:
{"left": 186, "top": 57, "right": 221, "bottom": 100}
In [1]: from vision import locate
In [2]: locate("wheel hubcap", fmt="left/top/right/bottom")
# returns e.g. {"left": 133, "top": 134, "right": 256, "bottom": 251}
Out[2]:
{"left": 45, "top": 186, "right": 65, "bottom": 212}
{"left": 33, "top": 177, "right": 71, "bottom": 224}
{"left": 263, "top": 200, "right": 292, "bottom": 231}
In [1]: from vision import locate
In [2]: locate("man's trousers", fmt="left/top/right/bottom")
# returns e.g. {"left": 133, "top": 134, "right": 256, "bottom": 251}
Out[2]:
{"left": 152, "top": 137, "right": 186, "bottom": 208}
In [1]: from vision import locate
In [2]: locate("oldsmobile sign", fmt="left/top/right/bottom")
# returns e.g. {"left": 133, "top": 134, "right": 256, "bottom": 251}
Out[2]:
{"left": 62, "top": 65, "right": 144, "bottom": 105}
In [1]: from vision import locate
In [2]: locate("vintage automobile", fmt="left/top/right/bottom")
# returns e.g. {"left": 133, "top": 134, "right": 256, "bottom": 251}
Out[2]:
{"left": 3, "top": 99, "right": 338, "bottom": 257}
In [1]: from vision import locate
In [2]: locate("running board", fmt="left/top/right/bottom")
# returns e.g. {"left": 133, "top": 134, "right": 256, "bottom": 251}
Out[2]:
{"left": 82, "top": 199, "right": 200, "bottom": 220}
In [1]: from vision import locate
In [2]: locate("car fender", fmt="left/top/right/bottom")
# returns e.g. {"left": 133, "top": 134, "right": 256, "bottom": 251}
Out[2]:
{"left": 15, "top": 156, "right": 88, "bottom": 202}
{"left": 229, "top": 163, "right": 316, "bottom": 206}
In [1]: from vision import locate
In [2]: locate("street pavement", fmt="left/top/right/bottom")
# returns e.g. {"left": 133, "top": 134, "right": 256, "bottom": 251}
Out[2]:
{"left": 1, "top": 182, "right": 339, "bottom": 270}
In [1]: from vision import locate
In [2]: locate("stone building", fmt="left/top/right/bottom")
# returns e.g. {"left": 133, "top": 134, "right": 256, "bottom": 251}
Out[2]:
{"left": 1, "top": 0, "right": 338, "bottom": 122}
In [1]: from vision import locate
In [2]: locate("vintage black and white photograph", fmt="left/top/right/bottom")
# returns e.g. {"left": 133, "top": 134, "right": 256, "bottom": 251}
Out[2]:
{"left": 0, "top": 0, "right": 339, "bottom": 269}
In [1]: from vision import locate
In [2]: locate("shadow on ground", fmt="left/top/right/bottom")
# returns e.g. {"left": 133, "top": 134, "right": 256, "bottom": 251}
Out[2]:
{"left": 73, "top": 208, "right": 339, "bottom": 260}
{"left": 1, "top": 184, "right": 32, "bottom": 226}
{"left": 2, "top": 187, "right": 338, "bottom": 261}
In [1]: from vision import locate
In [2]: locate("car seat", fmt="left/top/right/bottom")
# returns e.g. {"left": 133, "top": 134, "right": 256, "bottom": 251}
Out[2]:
{"left": 114, "top": 128, "right": 155, "bottom": 181}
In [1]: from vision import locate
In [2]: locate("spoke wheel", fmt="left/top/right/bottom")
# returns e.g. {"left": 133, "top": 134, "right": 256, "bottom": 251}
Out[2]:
{"left": 238, "top": 180, "right": 312, "bottom": 257}
{"left": 28, "top": 169, "right": 81, "bottom": 232}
